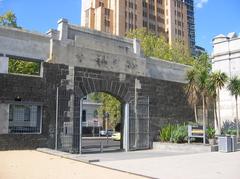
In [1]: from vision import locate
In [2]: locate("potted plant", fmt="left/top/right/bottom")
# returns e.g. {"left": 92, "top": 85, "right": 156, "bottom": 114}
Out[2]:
{"left": 206, "top": 127, "right": 216, "bottom": 145}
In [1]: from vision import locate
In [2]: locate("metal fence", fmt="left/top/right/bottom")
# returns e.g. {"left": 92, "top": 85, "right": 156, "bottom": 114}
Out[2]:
{"left": 129, "top": 96, "right": 150, "bottom": 150}
{"left": 56, "top": 94, "right": 150, "bottom": 154}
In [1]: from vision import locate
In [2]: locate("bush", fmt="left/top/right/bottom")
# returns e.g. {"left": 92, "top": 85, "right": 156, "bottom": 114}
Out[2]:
{"left": 160, "top": 124, "right": 188, "bottom": 143}
{"left": 221, "top": 120, "right": 239, "bottom": 135}
{"left": 160, "top": 124, "right": 176, "bottom": 142}
{"left": 206, "top": 127, "right": 215, "bottom": 139}
{"left": 170, "top": 125, "right": 188, "bottom": 143}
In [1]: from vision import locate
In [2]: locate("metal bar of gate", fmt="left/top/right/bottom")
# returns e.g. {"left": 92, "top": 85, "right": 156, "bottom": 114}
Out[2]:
{"left": 55, "top": 87, "right": 59, "bottom": 150}
{"left": 79, "top": 98, "right": 83, "bottom": 154}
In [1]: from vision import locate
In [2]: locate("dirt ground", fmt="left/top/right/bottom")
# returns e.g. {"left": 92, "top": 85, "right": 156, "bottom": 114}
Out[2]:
{"left": 0, "top": 150, "right": 146, "bottom": 179}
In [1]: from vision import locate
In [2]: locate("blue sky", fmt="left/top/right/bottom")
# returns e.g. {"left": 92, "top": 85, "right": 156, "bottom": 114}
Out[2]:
{"left": 0, "top": 0, "right": 239, "bottom": 53}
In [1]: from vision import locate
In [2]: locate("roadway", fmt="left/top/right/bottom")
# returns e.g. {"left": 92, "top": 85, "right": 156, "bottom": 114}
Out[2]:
{"left": 81, "top": 137, "right": 121, "bottom": 153}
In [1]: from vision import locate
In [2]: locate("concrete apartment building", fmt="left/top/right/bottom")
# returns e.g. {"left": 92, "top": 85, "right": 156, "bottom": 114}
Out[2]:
{"left": 212, "top": 32, "right": 240, "bottom": 125}
{"left": 81, "top": 0, "right": 191, "bottom": 50}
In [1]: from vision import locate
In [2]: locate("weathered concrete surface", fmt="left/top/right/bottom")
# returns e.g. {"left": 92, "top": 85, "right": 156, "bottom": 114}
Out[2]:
{"left": 48, "top": 19, "right": 189, "bottom": 83}
{"left": 0, "top": 19, "right": 189, "bottom": 83}
{"left": 0, "top": 26, "right": 50, "bottom": 60}
{"left": 96, "top": 151, "right": 240, "bottom": 179}
{"left": 153, "top": 142, "right": 213, "bottom": 153}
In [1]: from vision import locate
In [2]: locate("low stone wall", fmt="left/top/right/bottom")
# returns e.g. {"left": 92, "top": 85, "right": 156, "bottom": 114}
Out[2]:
{"left": 153, "top": 142, "right": 214, "bottom": 153}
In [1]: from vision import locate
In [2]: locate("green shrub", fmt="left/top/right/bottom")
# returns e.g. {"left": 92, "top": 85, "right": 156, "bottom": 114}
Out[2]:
{"left": 206, "top": 127, "right": 215, "bottom": 139}
{"left": 221, "top": 121, "right": 239, "bottom": 135}
{"left": 160, "top": 124, "right": 176, "bottom": 142}
{"left": 170, "top": 124, "right": 188, "bottom": 143}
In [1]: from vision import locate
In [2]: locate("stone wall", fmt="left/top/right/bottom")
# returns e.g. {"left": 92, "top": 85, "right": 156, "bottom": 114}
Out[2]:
{"left": 0, "top": 19, "right": 193, "bottom": 151}
{"left": 0, "top": 62, "right": 193, "bottom": 151}
{"left": 0, "top": 63, "right": 69, "bottom": 150}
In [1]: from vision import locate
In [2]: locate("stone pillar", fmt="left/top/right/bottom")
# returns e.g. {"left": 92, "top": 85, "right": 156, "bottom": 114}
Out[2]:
{"left": 0, "top": 104, "right": 9, "bottom": 134}
{"left": 57, "top": 18, "right": 69, "bottom": 41}
{"left": 0, "top": 56, "right": 9, "bottom": 74}
{"left": 133, "top": 38, "right": 141, "bottom": 57}
{"left": 46, "top": 29, "right": 60, "bottom": 40}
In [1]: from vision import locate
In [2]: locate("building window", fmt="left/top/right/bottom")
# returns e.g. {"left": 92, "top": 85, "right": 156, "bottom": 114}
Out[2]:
{"left": 8, "top": 104, "right": 42, "bottom": 134}
{"left": 105, "top": 9, "right": 110, "bottom": 16}
{"left": 82, "top": 110, "right": 86, "bottom": 122}
{"left": 99, "top": 2, "right": 104, "bottom": 7}
{"left": 143, "top": 21, "right": 148, "bottom": 27}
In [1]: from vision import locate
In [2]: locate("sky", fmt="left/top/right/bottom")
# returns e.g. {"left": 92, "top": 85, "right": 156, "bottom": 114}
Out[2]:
{"left": 0, "top": 0, "right": 239, "bottom": 53}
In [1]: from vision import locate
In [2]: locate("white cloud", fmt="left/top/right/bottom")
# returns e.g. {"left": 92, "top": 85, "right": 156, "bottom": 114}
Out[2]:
{"left": 196, "top": 0, "right": 208, "bottom": 8}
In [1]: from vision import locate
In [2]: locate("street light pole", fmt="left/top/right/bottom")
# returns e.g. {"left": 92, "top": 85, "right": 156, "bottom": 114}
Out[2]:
{"left": 79, "top": 98, "right": 83, "bottom": 154}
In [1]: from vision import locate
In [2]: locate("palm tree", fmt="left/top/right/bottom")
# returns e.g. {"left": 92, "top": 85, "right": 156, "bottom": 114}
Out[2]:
{"left": 186, "top": 68, "right": 199, "bottom": 122}
{"left": 227, "top": 77, "right": 240, "bottom": 139}
{"left": 195, "top": 53, "right": 211, "bottom": 144}
{"left": 207, "top": 78, "right": 218, "bottom": 133}
{"left": 186, "top": 54, "right": 211, "bottom": 144}
{"left": 197, "top": 68, "right": 209, "bottom": 144}
{"left": 209, "top": 71, "right": 228, "bottom": 135}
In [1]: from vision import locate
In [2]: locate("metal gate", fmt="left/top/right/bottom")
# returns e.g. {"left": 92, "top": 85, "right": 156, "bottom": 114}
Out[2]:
{"left": 129, "top": 96, "right": 150, "bottom": 150}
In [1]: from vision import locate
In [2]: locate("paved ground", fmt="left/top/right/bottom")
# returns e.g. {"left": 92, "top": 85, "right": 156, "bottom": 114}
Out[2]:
{"left": 96, "top": 151, "right": 240, "bottom": 179}
{"left": 2, "top": 149, "right": 240, "bottom": 179}
{"left": 82, "top": 138, "right": 120, "bottom": 153}
{"left": 0, "top": 150, "right": 146, "bottom": 179}
{"left": 81, "top": 150, "right": 192, "bottom": 162}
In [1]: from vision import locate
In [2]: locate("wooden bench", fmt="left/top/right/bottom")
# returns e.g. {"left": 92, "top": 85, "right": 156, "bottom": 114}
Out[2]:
{"left": 188, "top": 125, "right": 206, "bottom": 144}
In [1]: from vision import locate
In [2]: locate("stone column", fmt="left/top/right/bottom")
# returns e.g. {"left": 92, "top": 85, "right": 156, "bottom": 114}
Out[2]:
{"left": 57, "top": 18, "right": 69, "bottom": 41}
{"left": 0, "top": 56, "right": 9, "bottom": 74}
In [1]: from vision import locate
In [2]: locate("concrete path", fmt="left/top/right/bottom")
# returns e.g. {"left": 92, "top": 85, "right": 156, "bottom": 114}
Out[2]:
{"left": 96, "top": 151, "right": 240, "bottom": 179}
{"left": 0, "top": 150, "right": 146, "bottom": 179}
{"left": 80, "top": 149, "right": 193, "bottom": 162}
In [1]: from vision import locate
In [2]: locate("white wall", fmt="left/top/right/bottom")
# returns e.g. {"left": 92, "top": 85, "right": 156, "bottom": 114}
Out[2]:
{"left": 212, "top": 33, "right": 240, "bottom": 124}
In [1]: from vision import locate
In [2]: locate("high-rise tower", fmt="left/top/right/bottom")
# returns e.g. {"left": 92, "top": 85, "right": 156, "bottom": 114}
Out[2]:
{"left": 183, "top": 0, "right": 195, "bottom": 54}
{"left": 81, "top": 0, "right": 193, "bottom": 51}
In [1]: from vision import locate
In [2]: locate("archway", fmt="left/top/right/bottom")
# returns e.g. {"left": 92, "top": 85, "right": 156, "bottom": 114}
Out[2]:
{"left": 80, "top": 92, "right": 126, "bottom": 153}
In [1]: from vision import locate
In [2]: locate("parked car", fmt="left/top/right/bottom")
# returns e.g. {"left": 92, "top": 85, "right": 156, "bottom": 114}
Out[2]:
{"left": 99, "top": 129, "right": 113, "bottom": 136}
{"left": 106, "top": 129, "right": 113, "bottom": 136}
{"left": 112, "top": 132, "right": 121, "bottom": 141}
{"left": 99, "top": 130, "right": 106, "bottom": 136}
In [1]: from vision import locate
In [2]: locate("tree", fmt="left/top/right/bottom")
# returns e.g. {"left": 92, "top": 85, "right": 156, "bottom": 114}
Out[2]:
{"left": 0, "top": 11, "right": 19, "bottom": 28}
{"left": 186, "top": 54, "right": 211, "bottom": 143}
{"left": 170, "top": 40, "right": 194, "bottom": 65}
{"left": 207, "top": 76, "right": 218, "bottom": 134}
{"left": 126, "top": 28, "right": 194, "bottom": 66}
{"left": 227, "top": 77, "right": 240, "bottom": 139}
{"left": 209, "top": 71, "right": 228, "bottom": 135}
{"left": 90, "top": 92, "right": 121, "bottom": 130}
{"left": 8, "top": 58, "right": 41, "bottom": 75}
{"left": 186, "top": 68, "right": 199, "bottom": 122}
